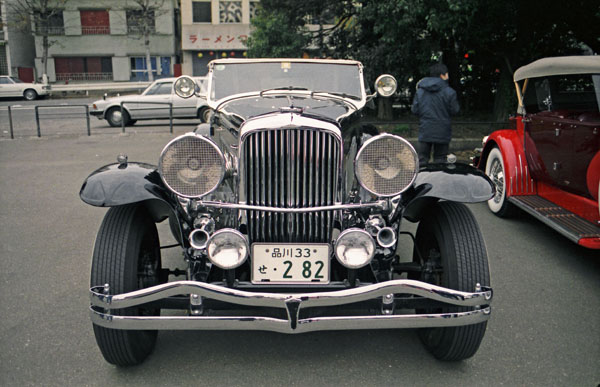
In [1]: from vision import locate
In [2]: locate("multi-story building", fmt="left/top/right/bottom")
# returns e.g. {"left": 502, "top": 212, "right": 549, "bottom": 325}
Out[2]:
{"left": 31, "top": 0, "right": 179, "bottom": 82}
{"left": 0, "top": 0, "right": 36, "bottom": 80}
{"left": 180, "top": 0, "right": 258, "bottom": 75}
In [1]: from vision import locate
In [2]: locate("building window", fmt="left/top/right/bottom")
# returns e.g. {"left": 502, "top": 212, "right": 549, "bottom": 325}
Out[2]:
{"left": 0, "top": 47, "right": 8, "bottom": 75}
{"left": 192, "top": 1, "right": 211, "bottom": 23}
{"left": 127, "top": 10, "right": 156, "bottom": 34}
{"left": 80, "top": 10, "right": 110, "bottom": 35}
{"left": 55, "top": 57, "right": 113, "bottom": 81}
{"left": 219, "top": 1, "right": 242, "bottom": 23}
{"left": 130, "top": 56, "right": 172, "bottom": 81}
{"left": 35, "top": 10, "right": 65, "bottom": 35}
{"left": 249, "top": 1, "right": 259, "bottom": 20}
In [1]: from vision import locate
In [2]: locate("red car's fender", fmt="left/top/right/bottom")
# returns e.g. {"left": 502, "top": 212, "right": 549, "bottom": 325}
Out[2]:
{"left": 478, "top": 128, "right": 535, "bottom": 197}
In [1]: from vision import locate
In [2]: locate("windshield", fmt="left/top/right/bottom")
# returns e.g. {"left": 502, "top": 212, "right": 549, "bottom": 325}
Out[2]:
{"left": 210, "top": 62, "right": 363, "bottom": 101}
{"left": 10, "top": 77, "right": 24, "bottom": 83}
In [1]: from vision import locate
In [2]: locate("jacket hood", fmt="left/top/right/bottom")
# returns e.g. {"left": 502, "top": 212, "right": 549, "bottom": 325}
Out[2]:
{"left": 417, "top": 77, "right": 448, "bottom": 92}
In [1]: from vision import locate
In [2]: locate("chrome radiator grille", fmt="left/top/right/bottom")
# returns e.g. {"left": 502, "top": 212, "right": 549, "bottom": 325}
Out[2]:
{"left": 242, "top": 128, "right": 340, "bottom": 243}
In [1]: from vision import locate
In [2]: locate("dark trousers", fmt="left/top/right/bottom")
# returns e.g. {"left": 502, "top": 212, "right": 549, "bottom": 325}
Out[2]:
{"left": 418, "top": 141, "right": 449, "bottom": 166}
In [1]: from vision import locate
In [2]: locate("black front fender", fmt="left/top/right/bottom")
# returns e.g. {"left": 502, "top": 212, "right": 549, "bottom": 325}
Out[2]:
{"left": 403, "top": 163, "right": 495, "bottom": 222}
{"left": 79, "top": 162, "right": 176, "bottom": 222}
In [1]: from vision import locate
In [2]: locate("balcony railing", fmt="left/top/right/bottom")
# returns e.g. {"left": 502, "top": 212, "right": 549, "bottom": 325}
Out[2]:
{"left": 35, "top": 26, "right": 65, "bottom": 35}
{"left": 127, "top": 25, "right": 156, "bottom": 34}
{"left": 81, "top": 26, "right": 110, "bottom": 35}
{"left": 56, "top": 72, "right": 113, "bottom": 81}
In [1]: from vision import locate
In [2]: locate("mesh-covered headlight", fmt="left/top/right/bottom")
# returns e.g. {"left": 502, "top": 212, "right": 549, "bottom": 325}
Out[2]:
{"left": 355, "top": 134, "right": 418, "bottom": 197}
{"left": 159, "top": 133, "right": 225, "bottom": 198}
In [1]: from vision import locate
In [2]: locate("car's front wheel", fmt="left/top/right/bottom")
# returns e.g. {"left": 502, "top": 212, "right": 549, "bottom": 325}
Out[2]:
{"left": 485, "top": 147, "right": 516, "bottom": 217}
{"left": 23, "top": 89, "right": 38, "bottom": 101}
{"left": 90, "top": 204, "right": 163, "bottom": 366}
{"left": 198, "top": 107, "right": 211, "bottom": 123}
{"left": 106, "top": 107, "right": 131, "bottom": 127}
{"left": 412, "top": 201, "right": 490, "bottom": 361}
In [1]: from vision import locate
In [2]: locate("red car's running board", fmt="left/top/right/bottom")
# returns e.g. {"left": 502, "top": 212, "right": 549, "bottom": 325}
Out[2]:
{"left": 508, "top": 195, "right": 600, "bottom": 249}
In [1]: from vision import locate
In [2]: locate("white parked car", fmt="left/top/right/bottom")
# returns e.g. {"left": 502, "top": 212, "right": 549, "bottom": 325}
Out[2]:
{"left": 89, "top": 77, "right": 211, "bottom": 127}
{"left": 0, "top": 76, "right": 51, "bottom": 101}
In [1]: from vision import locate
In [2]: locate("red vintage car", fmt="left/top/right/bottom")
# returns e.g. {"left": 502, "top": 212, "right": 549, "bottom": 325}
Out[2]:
{"left": 475, "top": 56, "right": 600, "bottom": 249}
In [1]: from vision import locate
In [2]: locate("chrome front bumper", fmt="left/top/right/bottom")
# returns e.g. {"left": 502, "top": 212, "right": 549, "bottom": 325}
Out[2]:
{"left": 90, "top": 280, "right": 492, "bottom": 334}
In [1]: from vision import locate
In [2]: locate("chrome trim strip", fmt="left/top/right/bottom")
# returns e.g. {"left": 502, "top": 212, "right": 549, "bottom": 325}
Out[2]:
{"left": 196, "top": 201, "right": 387, "bottom": 213}
{"left": 239, "top": 114, "right": 342, "bottom": 143}
{"left": 89, "top": 279, "right": 492, "bottom": 332}
{"left": 91, "top": 279, "right": 492, "bottom": 310}
{"left": 90, "top": 307, "right": 491, "bottom": 333}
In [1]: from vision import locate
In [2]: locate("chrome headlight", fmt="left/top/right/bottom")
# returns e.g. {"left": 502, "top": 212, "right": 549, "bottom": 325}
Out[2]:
{"left": 174, "top": 76, "right": 196, "bottom": 98}
{"left": 355, "top": 134, "right": 418, "bottom": 197}
{"left": 159, "top": 133, "right": 225, "bottom": 198}
{"left": 207, "top": 229, "right": 249, "bottom": 269}
{"left": 334, "top": 229, "right": 376, "bottom": 269}
{"left": 374, "top": 74, "right": 397, "bottom": 97}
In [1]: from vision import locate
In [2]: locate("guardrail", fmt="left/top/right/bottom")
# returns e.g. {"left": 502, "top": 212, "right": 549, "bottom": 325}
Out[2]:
{"left": 119, "top": 101, "right": 173, "bottom": 134}
{"left": 5, "top": 106, "right": 15, "bottom": 139}
{"left": 50, "top": 81, "right": 151, "bottom": 93}
{"left": 34, "top": 105, "right": 91, "bottom": 137}
{"left": 0, "top": 101, "right": 176, "bottom": 138}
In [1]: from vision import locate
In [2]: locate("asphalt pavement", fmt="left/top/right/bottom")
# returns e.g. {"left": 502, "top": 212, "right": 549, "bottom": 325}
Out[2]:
{"left": 0, "top": 121, "right": 599, "bottom": 386}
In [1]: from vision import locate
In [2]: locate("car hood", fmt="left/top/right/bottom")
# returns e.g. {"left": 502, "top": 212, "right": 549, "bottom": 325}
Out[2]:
{"left": 217, "top": 94, "right": 356, "bottom": 123}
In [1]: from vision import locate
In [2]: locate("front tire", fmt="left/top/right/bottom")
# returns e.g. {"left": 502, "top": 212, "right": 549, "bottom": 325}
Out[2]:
{"left": 23, "top": 89, "right": 38, "bottom": 101}
{"left": 90, "top": 204, "right": 163, "bottom": 366}
{"left": 198, "top": 107, "right": 211, "bottom": 123}
{"left": 106, "top": 107, "right": 131, "bottom": 127}
{"left": 485, "top": 147, "right": 516, "bottom": 217}
{"left": 412, "top": 202, "right": 490, "bottom": 361}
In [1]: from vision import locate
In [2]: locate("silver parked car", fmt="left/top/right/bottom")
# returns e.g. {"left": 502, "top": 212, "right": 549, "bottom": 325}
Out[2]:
{"left": 81, "top": 59, "right": 494, "bottom": 366}
{"left": 0, "top": 75, "right": 51, "bottom": 100}
{"left": 89, "top": 76, "right": 211, "bottom": 127}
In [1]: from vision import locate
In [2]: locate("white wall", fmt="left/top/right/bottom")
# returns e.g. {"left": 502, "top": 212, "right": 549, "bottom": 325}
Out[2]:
{"left": 32, "top": 0, "right": 178, "bottom": 81}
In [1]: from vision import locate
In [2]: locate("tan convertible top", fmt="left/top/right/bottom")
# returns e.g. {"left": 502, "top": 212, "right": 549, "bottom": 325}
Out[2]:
{"left": 513, "top": 56, "right": 600, "bottom": 81}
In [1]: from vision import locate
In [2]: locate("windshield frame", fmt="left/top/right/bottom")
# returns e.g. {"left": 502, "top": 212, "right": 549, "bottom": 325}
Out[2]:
{"left": 204, "top": 59, "right": 367, "bottom": 111}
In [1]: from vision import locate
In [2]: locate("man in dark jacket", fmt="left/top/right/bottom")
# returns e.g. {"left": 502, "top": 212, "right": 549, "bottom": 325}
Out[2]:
{"left": 411, "top": 63, "right": 460, "bottom": 166}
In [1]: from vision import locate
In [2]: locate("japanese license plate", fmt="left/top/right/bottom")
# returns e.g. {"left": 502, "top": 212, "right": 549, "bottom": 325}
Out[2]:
{"left": 251, "top": 244, "right": 330, "bottom": 284}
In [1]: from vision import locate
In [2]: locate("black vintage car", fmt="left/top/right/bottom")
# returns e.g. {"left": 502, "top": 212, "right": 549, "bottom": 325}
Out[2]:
{"left": 80, "top": 59, "right": 494, "bottom": 366}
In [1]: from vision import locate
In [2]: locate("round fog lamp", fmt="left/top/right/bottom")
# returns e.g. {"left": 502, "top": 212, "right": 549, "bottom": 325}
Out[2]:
{"left": 207, "top": 229, "right": 249, "bottom": 269}
{"left": 334, "top": 229, "right": 376, "bottom": 269}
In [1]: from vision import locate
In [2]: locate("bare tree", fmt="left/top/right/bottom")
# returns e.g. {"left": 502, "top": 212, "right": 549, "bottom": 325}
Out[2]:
{"left": 124, "top": 0, "right": 169, "bottom": 82}
{"left": 7, "top": 0, "right": 68, "bottom": 81}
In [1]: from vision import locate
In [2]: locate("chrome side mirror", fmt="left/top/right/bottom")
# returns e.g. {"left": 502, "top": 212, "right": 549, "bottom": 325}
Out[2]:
{"left": 174, "top": 76, "right": 197, "bottom": 99}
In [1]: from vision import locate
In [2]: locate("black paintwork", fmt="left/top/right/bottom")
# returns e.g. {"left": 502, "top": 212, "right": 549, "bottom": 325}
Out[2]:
{"left": 79, "top": 162, "right": 175, "bottom": 223}
{"left": 402, "top": 163, "right": 496, "bottom": 222}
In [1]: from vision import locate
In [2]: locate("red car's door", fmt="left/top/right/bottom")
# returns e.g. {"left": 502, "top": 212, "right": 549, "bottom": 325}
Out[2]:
{"left": 526, "top": 111, "right": 574, "bottom": 191}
